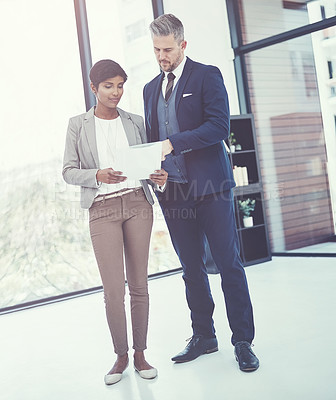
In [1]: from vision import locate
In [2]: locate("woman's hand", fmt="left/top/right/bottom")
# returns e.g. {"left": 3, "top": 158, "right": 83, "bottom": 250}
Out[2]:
{"left": 96, "top": 168, "right": 127, "bottom": 184}
{"left": 149, "top": 168, "right": 168, "bottom": 187}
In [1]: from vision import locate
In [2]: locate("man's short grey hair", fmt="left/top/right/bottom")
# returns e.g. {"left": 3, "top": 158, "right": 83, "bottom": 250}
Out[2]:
{"left": 149, "top": 14, "right": 184, "bottom": 43}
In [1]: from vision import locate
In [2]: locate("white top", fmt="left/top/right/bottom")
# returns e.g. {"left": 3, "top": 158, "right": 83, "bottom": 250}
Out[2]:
{"left": 94, "top": 115, "right": 141, "bottom": 196}
{"left": 161, "top": 56, "right": 187, "bottom": 95}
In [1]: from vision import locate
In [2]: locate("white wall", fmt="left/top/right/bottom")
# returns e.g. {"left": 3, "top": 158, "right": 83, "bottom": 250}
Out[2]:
{"left": 162, "top": 0, "right": 240, "bottom": 115}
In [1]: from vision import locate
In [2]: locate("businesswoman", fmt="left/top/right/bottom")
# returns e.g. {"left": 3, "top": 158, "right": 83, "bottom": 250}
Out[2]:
{"left": 62, "top": 59, "right": 167, "bottom": 385}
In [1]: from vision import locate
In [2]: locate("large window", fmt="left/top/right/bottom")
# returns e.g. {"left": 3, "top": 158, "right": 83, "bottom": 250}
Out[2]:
{"left": 233, "top": 0, "right": 336, "bottom": 252}
{"left": 0, "top": 0, "right": 93, "bottom": 309}
{"left": 238, "top": 0, "right": 334, "bottom": 44}
{"left": 0, "top": 0, "right": 180, "bottom": 311}
{"left": 245, "top": 36, "right": 333, "bottom": 251}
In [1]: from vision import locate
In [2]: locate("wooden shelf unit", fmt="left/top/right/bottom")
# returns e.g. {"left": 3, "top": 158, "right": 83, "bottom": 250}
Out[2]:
{"left": 230, "top": 114, "right": 272, "bottom": 266}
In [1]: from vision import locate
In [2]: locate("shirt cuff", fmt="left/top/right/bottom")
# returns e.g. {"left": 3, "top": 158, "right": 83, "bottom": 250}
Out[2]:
{"left": 96, "top": 170, "right": 102, "bottom": 188}
{"left": 156, "top": 182, "right": 167, "bottom": 192}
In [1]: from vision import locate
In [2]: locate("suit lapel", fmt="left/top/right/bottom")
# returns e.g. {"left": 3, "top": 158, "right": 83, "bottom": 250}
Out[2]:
{"left": 83, "top": 107, "right": 100, "bottom": 168}
{"left": 175, "top": 57, "right": 193, "bottom": 112}
{"left": 118, "top": 108, "right": 139, "bottom": 145}
{"left": 149, "top": 73, "right": 164, "bottom": 142}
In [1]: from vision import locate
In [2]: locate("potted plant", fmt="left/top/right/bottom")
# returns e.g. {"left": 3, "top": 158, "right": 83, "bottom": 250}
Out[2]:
{"left": 238, "top": 198, "right": 256, "bottom": 228}
{"left": 229, "top": 132, "right": 241, "bottom": 152}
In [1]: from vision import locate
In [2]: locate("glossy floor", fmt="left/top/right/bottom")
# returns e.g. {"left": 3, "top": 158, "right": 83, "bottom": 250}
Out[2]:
{"left": 1, "top": 256, "right": 335, "bottom": 400}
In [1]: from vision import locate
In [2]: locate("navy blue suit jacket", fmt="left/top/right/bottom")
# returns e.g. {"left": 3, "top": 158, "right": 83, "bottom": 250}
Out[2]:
{"left": 143, "top": 57, "right": 235, "bottom": 197}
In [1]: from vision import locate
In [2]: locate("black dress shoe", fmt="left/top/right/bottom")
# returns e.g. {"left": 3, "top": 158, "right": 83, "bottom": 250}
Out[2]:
{"left": 234, "top": 341, "right": 259, "bottom": 372}
{"left": 172, "top": 335, "right": 218, "bottom": 363}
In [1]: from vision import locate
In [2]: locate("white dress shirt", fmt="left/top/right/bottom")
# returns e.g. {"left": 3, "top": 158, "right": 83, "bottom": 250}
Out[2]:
{"left": 94, "top": 115, "right": 140, "bottom": 196}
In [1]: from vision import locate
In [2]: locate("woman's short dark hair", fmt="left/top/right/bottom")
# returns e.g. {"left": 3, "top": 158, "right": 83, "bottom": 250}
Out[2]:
{"left": 89, "top": 59, "right": 128, "bottom": 89}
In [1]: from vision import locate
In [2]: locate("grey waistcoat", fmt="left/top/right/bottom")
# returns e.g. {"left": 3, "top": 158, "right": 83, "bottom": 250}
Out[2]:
{"left": 157, "top": 86, "right": 188, "bottom": 183}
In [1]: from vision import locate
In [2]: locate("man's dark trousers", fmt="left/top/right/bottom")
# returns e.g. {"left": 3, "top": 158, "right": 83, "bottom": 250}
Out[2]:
{"left": 157, "top": 181, "right": 255, "bottom": 345}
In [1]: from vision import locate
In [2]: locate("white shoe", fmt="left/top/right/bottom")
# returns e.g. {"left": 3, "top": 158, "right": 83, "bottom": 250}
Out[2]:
{"left": 104, "top": 373, "right": 122, "bottom": 385}
{"left": 104, "top": 360, "right": 129, "bottom": 385}
{"left": 134, "top": 366, "right": 158, "bottom": 379}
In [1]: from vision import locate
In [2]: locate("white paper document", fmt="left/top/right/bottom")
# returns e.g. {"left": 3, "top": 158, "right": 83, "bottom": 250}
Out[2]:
{"left": 114, "top": 142, "right": 162, "bottom": 180}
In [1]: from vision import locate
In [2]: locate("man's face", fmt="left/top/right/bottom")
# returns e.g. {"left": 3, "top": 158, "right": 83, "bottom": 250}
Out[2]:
{"left": 152, "top": 34, "right": 187, "bottom": 72}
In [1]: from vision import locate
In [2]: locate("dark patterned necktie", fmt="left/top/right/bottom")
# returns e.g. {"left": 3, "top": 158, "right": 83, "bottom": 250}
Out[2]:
{"left": 164, "top": 72, "right": 175, "bottom": 101}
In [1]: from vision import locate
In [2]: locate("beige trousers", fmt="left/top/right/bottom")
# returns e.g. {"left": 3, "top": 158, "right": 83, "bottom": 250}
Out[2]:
{"left": 89, "top": 188, "right": 153, "bottom": 355}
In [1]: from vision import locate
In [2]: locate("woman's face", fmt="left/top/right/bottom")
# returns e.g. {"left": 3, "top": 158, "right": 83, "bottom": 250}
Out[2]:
{"left": 93, "top": 75, "right": 125, "bottom": 109}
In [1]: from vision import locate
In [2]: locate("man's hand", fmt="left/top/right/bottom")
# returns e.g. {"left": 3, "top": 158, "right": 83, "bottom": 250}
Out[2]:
{"left": 96, "top": 168, "right": 127, "bottom": 184}
{"left": 149, "top": 168, "right": 168, "bottom": 186}
{"left": 161, "top": 139, "right": 173, "bottom": 161}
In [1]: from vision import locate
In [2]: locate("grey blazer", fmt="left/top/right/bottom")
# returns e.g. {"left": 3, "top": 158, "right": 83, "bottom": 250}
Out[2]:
{"left": 62, "top": 106, "right": 155, "bottom": 209}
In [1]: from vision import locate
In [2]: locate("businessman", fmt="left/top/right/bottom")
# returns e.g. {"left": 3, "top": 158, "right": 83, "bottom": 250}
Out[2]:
{"left": 143, "top": 14, "right": 259, "bottom": 372}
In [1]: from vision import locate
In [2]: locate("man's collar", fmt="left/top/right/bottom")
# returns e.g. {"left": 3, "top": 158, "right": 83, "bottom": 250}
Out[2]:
{"left": 163, "top": 56, "right": 187, "bottom": 80}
